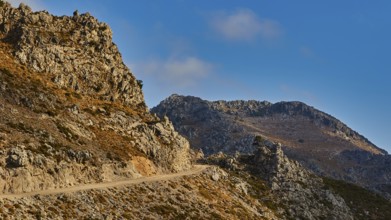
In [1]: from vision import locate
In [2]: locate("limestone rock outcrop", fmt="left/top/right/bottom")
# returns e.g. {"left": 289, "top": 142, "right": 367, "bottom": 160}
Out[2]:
{"left": 206, "top": 137, "right": 353, "bottom": 219}
{"left": 0, "top": 2, "right": 144, "bottom": 107}
{"left": 0, "top": 2, "right": 191, "bottom": 194}
{"left": 250, "top": 139, "right": 352, "bottom": 219}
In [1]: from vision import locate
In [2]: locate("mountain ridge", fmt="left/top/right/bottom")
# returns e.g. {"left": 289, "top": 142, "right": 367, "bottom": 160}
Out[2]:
{"left": 153, "top": 94, "right": 386, "bottom": 155}
{"left": 152, "top": 94, "right": 391, "bottom": 199}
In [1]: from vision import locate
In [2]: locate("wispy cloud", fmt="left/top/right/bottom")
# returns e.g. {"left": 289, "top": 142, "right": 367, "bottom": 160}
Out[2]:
{"left": 138, "top": 56, "right": 213, "bottom": 87}
{"left": 6, "top": 0, "right": 46, "bottom": 11}
{"left": 210, "top": 9, "right": 282, "bottom": 41}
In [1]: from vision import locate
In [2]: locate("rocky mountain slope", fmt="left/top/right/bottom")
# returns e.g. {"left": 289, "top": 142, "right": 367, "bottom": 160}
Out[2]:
{"left": 0, "top": 138, "right": 361, "bottom": 220}
{"left": 0, "top": 2, "right": 191, "bottom": 194}
{"left": 152, "top": 94, "right": 391, "bottom": 199}
{"left": 205, "top": 137, "right": 354, "bottom": 220}
{"left": 1, "top": 2, "right": 391, "bottom": 219}
{"left": 0, "top": 3, "right": 284, "bottom": 219}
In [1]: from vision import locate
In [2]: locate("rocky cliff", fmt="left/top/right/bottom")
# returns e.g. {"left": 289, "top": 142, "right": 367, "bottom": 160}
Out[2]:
{"left": 1, "top": 2, "right": 143, "bottom": 107}
{"left": 0, "top": 2, "right": 191, "bottom": 194}
{"left": 152, "top": 94, "right": 391, "bottom": 199}
{"left": 206, "top": 137, "right": 353, "bottom": 219}
{"left": 204, "top": 137, "right": 391, "bottom": 220}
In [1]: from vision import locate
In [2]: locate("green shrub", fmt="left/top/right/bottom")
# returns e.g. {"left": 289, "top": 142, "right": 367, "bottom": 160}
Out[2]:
{"left": 137, "top": 80, "right": 143, "bottom": 89}
{"left": 254, "top": 135, "right": 264, "bottom": 143}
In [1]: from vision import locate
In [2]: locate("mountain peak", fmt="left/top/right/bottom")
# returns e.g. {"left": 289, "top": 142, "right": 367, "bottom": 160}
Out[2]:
{"left": 152, "top": 94, "right": 391, "bottom": 198}
{"left": 156, "top": 94, "right": 385, "bottom": 155}
{"left": 0, "top": 2, "right": 144, "bottom": 107}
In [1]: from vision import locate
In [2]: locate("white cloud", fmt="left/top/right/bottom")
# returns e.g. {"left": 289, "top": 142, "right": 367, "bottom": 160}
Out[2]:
{"left": 6, "top": 0, "right": 45, "bottom": 11}
{"left": 139, "top": 57, "right": 213, "bottom": 87}
{"left": 210, "top": 9, "right": 282, "bottom": 41}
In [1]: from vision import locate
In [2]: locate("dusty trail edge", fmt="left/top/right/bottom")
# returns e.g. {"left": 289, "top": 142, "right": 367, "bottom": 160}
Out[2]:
{"left": 0, "top": 165, "right": 209, "bottom": 199}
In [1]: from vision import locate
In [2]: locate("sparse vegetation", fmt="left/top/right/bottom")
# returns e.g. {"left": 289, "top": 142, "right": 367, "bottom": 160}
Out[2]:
{"left": 137, "top": 80, "right": 143, "bottom": 89}
{"left": 149, "top": 204, "right": 177, "bottom": 216}
{"left": 210, "top": 212, "right": 224, "bottom": 220}
{"left": 83, "top": 107, "right": 99, "bottom": 116}
{"left": 47, "top": 206, "right": 59, "bottom": 215}
{"left": 122, "top": 213, "right": 133, "bottom": 219}
{"left": 0, "top": 67, "right": 13, "bottom": 77}
{"left": 106, "top": 152, "right": 122, "bottom": 162}
{"left": 7, "top": 121, "right": 34, "bottom": 133}
{"left": 64, "top": 92, "right": 82, "bottom": 100}
{"left": 72, "top": 92, "right": 82, "bottom": 99}
{"left": 323, "top": 177, "right": 391, "bottom": 220}
{"left": 229, "top": 170, "right": 283, "bottom": 215}
{"left": 254, "top": 135, "right": 264, "bottom": 143}
{"left": 45, "top": 109, "right": 59, "bottom": 117}
{"left": 198, "top": 187, "right": 214, "bottom": 201}
{"left": 56, "top": 122, "right": 79, "bottom": 141}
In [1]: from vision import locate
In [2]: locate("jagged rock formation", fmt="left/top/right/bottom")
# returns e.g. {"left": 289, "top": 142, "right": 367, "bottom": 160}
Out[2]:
{"left": 152, "top": 94, "right": 391, "bottom": 199}
{"left": 206, "top": 138, "right": 353, "bottom": 220}
{"left": 0, "top": 2, "right": 191, "bottom": 194}
{"left": 0, "top": 2, "right": 143, "bottom": 107}
{"left": 152, "top": 94, "right": 257, "bottom": 154}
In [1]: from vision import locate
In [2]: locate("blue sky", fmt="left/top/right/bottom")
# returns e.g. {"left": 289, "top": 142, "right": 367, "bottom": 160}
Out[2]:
{"left": 7, "top": 1, "right": 391, "bottom": 153}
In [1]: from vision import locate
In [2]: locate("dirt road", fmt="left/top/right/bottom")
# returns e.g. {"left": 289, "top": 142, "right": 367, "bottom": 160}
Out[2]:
{"left": 0, "top": 165, "right": 208, "bottom": 199}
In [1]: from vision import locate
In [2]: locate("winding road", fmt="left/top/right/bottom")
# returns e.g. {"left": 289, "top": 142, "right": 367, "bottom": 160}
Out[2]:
{"left": 0, "top": 165, "right": 208, "bottom": 199}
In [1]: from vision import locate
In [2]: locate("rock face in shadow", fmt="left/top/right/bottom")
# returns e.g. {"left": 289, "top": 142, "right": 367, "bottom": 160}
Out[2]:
{"left": 152, "top": 94, "right": 391, "bottom": 199}
{"left": 0, "top": 2, "right": 191, "bottom": 194}
{"left": 152, "top": 95, "right": 257, "bottom": 154}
